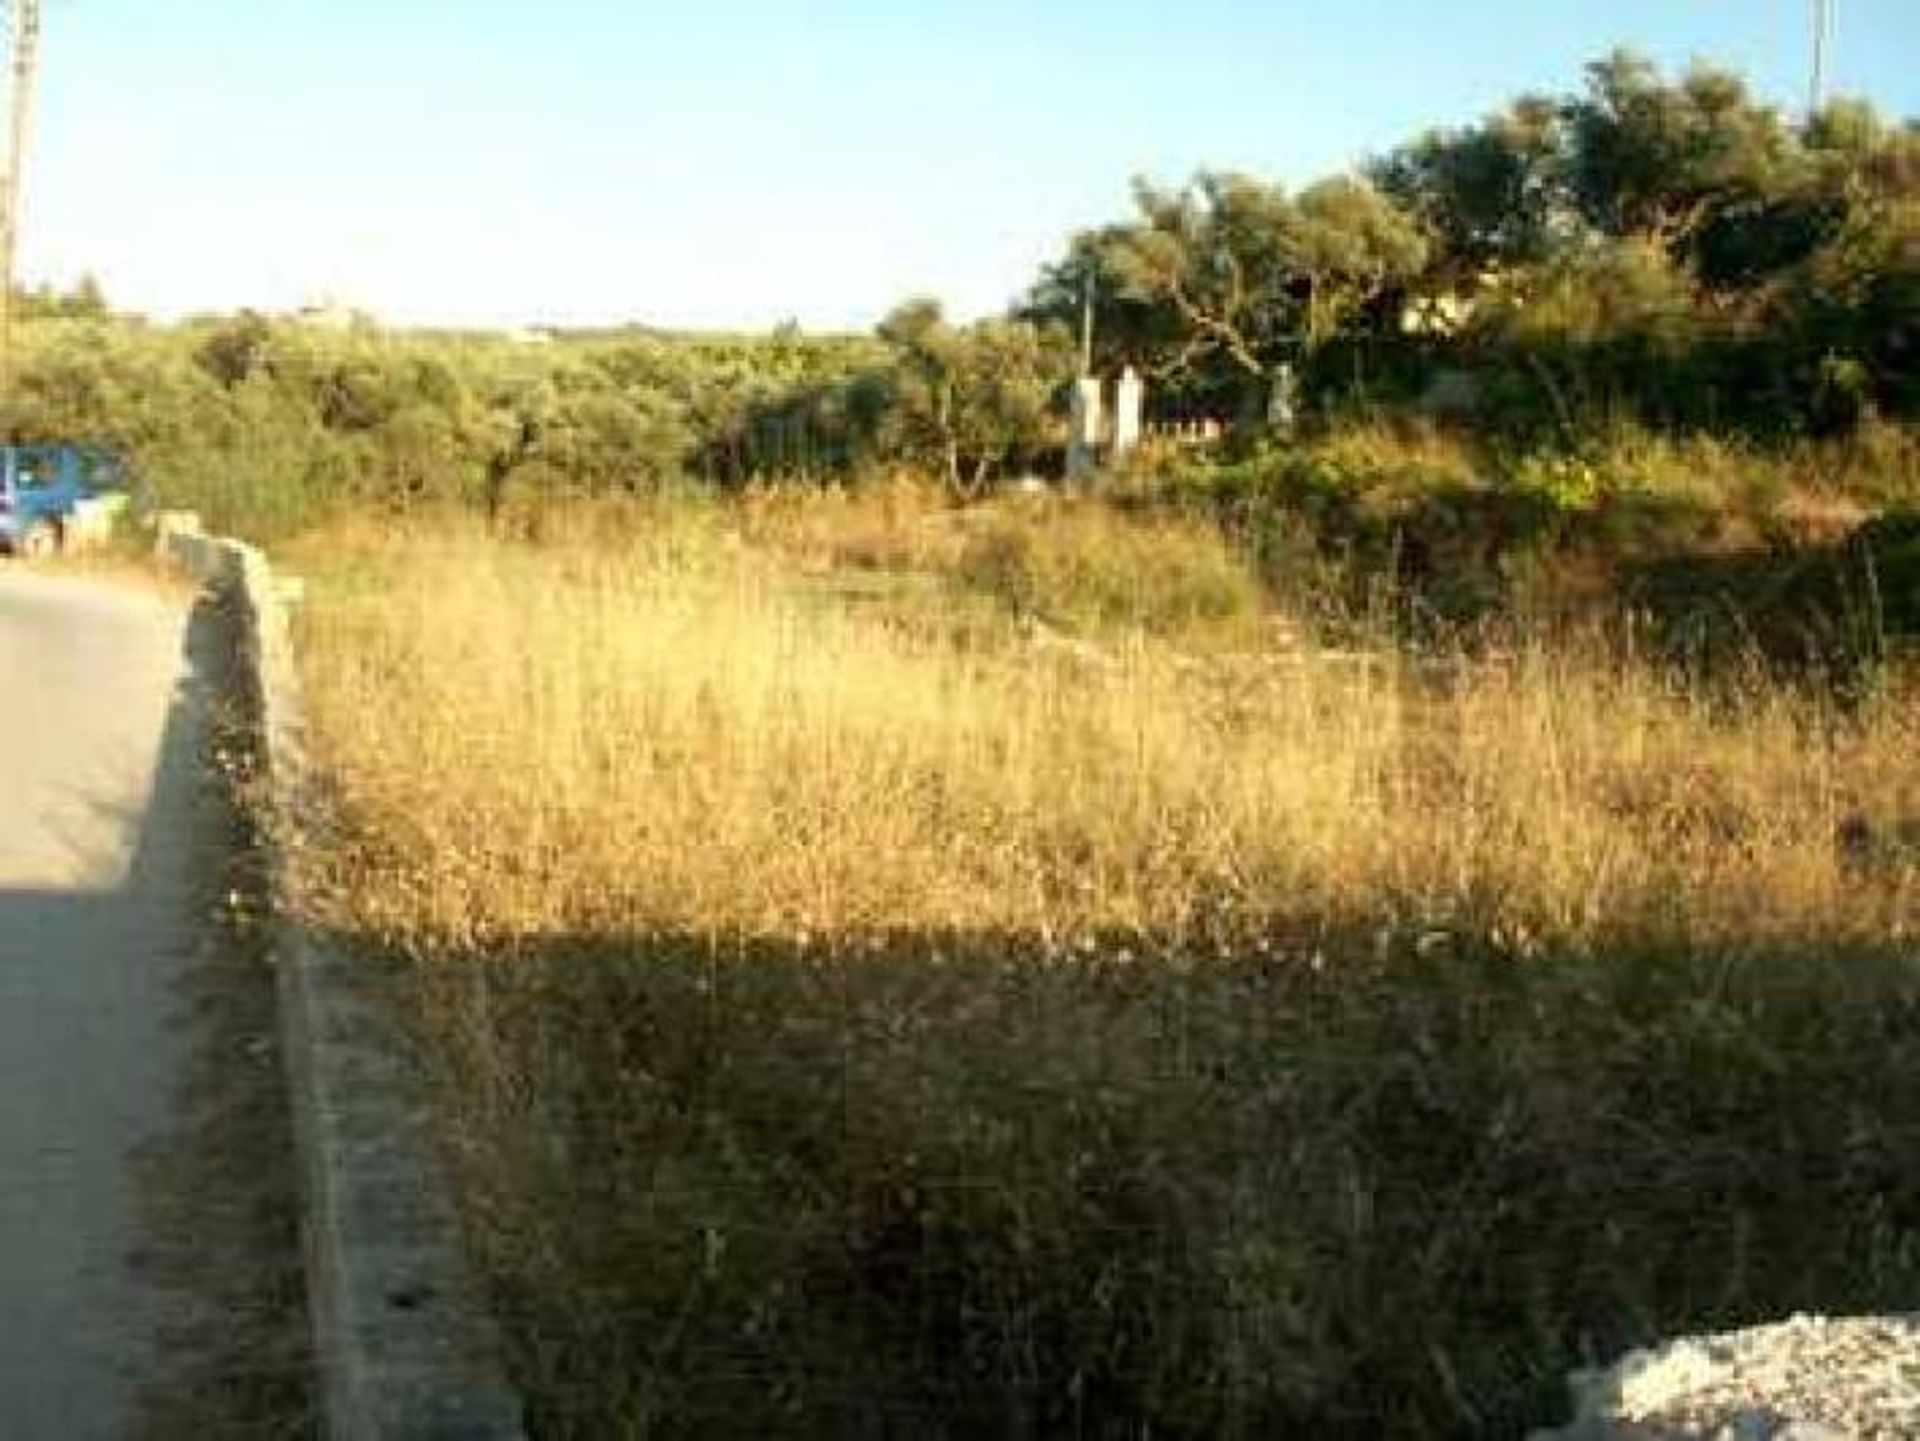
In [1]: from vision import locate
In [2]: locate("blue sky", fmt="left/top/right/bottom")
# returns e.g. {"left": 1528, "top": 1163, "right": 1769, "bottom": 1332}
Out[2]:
{"left": 21, "top": 0, "right": 1920, "bottom": 331}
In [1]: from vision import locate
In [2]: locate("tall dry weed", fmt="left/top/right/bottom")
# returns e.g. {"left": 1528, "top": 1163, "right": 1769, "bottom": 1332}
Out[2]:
{"left": 294, "top": 518, "right": 1907, "bottom": 955}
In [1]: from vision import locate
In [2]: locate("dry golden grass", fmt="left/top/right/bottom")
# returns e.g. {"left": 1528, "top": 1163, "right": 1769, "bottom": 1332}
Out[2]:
{"left": 284, "top": 496, "right": 1920, "bottom": 1437}
{"left": 292, "top": 508, "right": 1911, "bottom": 958}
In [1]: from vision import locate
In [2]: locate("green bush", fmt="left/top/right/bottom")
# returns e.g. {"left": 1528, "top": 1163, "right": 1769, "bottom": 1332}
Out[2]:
{"left": 954, "top": 499, "right": 1263, "bottom": 639}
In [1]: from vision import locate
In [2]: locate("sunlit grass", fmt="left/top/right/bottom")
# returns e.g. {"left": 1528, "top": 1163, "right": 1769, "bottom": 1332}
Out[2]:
{"left": 293, "top": 504, "right": 1910, "bottom": 956}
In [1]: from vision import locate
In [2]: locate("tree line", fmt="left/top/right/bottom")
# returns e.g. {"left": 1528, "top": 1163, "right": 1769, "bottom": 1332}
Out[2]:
{"left": 0, "top": 49, "right": 1913, "bottom": 535}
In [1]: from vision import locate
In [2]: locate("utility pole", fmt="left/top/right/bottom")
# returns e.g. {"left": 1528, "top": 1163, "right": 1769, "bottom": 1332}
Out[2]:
{"left": 1079, "top": 271, "right": 1095, "bottom": 378}
{"left": 1809, "top": 0, "right": 1831, "bottom": 115}
{"left": 0, "top": 0, "right": 42, "bottom": 397}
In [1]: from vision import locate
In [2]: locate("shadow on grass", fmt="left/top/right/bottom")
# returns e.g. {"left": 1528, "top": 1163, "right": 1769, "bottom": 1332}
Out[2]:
{"left": 1173, "top": 453, "right": 1920, "bottom": 684}
{"left": 363, "top": 920, "right": 1920, "bottom": 1440}
{"left": 1179, "top": 461, "right": 1731, "bottom": 636}
{"left": 1619, "top": 511, "right": 1920, "bottom": 693}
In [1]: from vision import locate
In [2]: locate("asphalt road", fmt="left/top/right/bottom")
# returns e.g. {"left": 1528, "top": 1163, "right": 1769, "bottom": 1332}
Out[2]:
{"left": 0, "top": 567, "right": 311, "bottom": 1438}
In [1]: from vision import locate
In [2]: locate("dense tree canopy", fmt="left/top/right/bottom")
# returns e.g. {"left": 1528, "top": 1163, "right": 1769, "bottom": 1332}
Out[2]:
{"left": 1020, "top": 50, "right": 1920, "bottom": 436}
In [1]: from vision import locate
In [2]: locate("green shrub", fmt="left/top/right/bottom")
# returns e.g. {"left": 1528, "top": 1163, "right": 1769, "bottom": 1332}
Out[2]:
{"left": 954, "top": 499, "right": 1263, "bottom": 639}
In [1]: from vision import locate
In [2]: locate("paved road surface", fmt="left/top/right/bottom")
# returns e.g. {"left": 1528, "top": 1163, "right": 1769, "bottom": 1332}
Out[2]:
{"left": 0, "top": 567, "right": 310, "bottom": 1438}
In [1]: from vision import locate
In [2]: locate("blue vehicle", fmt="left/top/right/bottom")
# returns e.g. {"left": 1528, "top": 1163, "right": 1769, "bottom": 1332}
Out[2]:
{"left": 0, "top": 445, "right": 123, "bottom": 557}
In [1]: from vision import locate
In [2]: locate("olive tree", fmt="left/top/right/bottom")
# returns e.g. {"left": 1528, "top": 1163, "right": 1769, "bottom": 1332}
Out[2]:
{"left": 876, "top": 299, "right": 1067, "bottom": 496}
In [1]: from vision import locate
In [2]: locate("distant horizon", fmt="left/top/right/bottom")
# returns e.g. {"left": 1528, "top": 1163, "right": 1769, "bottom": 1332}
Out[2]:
{"left": 32, "top": 289, "right": 881, "bottom": 339}
{"left": 18, "top": 1, "right": 1920, "bottom": 334}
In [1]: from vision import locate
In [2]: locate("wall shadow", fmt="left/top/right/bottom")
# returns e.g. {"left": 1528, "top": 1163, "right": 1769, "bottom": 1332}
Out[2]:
{"left": 124, "top": 589, "right": 315, "bottom": 1439}
{"left": 366, "top": 918, "right": 1920, "bottom": 1440}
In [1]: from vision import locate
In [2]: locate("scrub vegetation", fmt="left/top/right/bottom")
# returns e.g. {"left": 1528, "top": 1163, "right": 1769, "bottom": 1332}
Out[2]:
{"left": 6, "top": 47, "right": 1918, "bottom": 1437}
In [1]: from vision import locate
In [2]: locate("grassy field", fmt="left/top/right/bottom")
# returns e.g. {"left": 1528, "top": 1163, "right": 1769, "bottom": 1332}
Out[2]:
{"left": 286, "top": 487, "right": 1920, "bottom": 1437}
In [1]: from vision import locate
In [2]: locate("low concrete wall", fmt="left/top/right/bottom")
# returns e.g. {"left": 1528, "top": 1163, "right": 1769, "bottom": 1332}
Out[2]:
{"left": 159, "top": 517, "right": 526, "bottom": 1440}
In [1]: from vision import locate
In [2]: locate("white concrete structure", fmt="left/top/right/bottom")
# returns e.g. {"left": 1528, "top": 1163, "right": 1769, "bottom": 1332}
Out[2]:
{"left": 1067, "top": 375, "right": 1103, "bottom": 483}
{"left": 1113, "top": 366, "right": 1144, "bottom": 461}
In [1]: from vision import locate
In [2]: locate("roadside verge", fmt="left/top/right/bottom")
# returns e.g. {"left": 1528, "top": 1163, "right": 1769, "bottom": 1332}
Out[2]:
{"left": 157, "top": 514, "right": 526, "bottom": 1441}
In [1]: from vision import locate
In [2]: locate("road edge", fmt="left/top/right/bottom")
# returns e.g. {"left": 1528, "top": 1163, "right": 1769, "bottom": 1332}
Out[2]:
{"left": 158, "top": 515, "right": 527, "bottom": 1441}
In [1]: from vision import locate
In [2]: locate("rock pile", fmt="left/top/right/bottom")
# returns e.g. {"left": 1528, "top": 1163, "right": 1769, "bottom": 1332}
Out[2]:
{"left": 1537, "top": 1314, "right": 1920, "bottom": 1440}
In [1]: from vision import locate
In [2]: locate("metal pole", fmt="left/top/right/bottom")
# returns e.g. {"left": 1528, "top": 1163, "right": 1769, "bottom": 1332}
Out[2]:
{"left": 1079, "top": 271, "right": 1094, "bottom": 378}
{"left": 1809, "top": 0, "right": 1830, "bottom": 114}
{"left": 0, "top": 0, "right": 42, "bottom": 404}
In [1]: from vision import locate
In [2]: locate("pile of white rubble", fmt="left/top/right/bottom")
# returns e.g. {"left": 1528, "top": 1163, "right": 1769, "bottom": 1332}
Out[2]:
{"left": 1536, "top": 1313, "right": 1920, "bottom": 1440}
